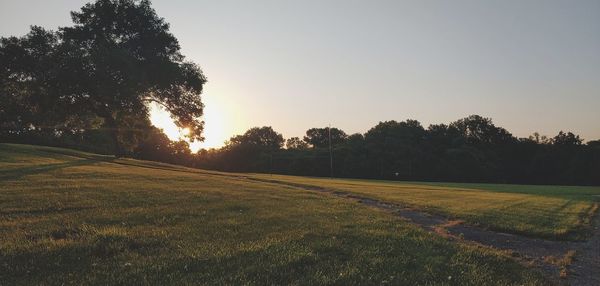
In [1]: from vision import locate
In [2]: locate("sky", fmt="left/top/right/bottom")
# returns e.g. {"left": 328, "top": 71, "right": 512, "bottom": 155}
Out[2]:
{"left": 1, "top": 0, "right": 599, "bottom": 151}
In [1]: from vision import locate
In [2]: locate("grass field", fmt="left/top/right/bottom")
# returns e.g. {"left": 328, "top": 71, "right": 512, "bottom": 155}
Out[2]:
{"left": 252, "top": 174, "right": 600, "bottom": 240}
{"left": 2, "top": 143, "right": 598, "bottom": 285}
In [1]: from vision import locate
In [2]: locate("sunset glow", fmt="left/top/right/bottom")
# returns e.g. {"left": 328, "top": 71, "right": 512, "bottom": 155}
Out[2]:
{"left": 148, "top": 95, "right": 232, "bottom": 152}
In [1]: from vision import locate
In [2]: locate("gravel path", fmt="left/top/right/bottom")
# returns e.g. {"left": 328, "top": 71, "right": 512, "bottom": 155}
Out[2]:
{"left": 565, "top": 211, "right": 600, "bottom": 286}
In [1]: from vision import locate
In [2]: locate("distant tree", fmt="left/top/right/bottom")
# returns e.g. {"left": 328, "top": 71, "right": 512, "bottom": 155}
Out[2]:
{"left": 426, "top": 124, "right": 462, "bottom": 148}
{"left": 210, "top": 127, "right": 284, "bottom": 172}
{"left": 134, "top": 126, "right": 175, "bottom": 162}
{"left": 345, "top": 133, "right": 366, "bottom": 146}
{"left": 170, "top": 140, "right": 192, "bottom": 164}
{"left": 450, "top": 115, "right": 514, "bottom": 145}
{"left": 229, "top": 127, "right": 284, "bottom": 150}
{"left": 133, "top": 125, "right": 192, "bottom": 165}
{"left": 303, "top": 127, "right": 347, "bottom": 148}
{"left": 588, "top": 140, "right": 600, "bottom": 148}
{"left": 528, "top": 132, "right": 551, "bottom": 144}
{"left": 286, "top": 137, "right": 309, "bottom": 150}
{"left": 336, "top": 133, "right": 368, "bottom": 177}
{"left": 552, "top": 131, "right": 583, "bottom": 146}
{"left": 364, "top": 120, "right": 426, "bottom": 178}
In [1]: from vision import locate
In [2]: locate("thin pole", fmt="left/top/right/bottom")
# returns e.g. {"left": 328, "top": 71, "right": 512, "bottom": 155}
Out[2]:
{"left": 328, "top": 124, "right": 333, "bottom": 178}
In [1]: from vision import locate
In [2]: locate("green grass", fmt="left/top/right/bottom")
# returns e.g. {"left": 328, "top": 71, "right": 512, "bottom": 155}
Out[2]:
{"left": 0, "top": 143, "right": 575, "bottom": 285}
{"left": 250, "top": 174, "right": 600, "bottom": 240}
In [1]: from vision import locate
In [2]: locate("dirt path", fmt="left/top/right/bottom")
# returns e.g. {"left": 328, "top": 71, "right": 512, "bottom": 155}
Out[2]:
{"left": 246, "top": 177, "right": 599, "bottom": 285}
{"left": 566, "top": 211, "right": 600, "bottom": 286}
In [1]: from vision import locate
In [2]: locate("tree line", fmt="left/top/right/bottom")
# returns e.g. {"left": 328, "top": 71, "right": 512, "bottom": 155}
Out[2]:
{"left": 194, "top": 116, "right": 600, "bottom": 186}
{"left": 3, "top": 110, "right": 599, "bottom": 185}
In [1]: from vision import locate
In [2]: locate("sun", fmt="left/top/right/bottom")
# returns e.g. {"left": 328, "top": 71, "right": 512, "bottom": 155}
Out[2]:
{"left": 148, "top": 101, "right": 230, "bottom": 152}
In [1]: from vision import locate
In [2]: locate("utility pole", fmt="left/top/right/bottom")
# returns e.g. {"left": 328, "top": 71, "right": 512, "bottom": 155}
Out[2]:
{"left": 328, "top": 124, "right": 333, "bottom": 178}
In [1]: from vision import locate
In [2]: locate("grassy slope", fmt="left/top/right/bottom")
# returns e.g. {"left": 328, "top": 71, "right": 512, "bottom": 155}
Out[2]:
{"left": 0, "top": 143, "right": 546, "bottom": 285}
{"left": 251, "top": 174, "right": 600, "bottom": 240}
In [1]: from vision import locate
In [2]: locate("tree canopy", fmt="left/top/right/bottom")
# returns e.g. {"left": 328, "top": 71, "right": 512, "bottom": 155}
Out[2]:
{"left": 286, "top": 137, "right": 309, "bottom": 150}
{"left": 552, "top": 131, "right": 583, "bottom": 146}
{"left": 0, "top": 0, "right": 206, "bottom": 156}
{"left": 303, "top": 127, "right": 347, "bottom": 148}
{"left": 229, "top": 126, "right": 284, "bottom": 150}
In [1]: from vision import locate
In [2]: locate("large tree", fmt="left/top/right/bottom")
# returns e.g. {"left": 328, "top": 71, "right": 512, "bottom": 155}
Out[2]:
{"left": 1, "top": 0, "right": 206, "bottom": 156}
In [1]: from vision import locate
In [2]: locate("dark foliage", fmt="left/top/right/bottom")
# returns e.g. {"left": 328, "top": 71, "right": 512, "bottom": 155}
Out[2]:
{"left": 0, "top": 0, "right": 206, "bottom": 156}
{"left": 195, "top": 117, "right": 600, "bottom": 186}
{"left": 304, "top": 127, "right": 347, "bottom": 148}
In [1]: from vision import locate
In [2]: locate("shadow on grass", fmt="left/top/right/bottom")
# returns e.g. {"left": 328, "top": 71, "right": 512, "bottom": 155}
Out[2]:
{"left": 0, "top": 158, "right": 106, "bottom": 181}
{"left": 0, "top": 206, "right": 97, "bottom": 216}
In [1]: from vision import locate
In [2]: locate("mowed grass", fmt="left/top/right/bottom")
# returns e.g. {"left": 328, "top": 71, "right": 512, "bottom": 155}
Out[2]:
{"left": 251, "top": 173, "right": 600, "bottom": 240}
{"left": 0, "top": 144, "right": 548, "bottom": 285}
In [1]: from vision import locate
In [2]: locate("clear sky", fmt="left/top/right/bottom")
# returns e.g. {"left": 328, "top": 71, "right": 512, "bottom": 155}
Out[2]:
{"left": 1, "top": 0, "right": 599, "bottom": 151}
